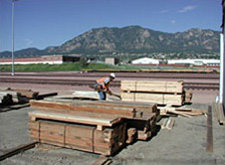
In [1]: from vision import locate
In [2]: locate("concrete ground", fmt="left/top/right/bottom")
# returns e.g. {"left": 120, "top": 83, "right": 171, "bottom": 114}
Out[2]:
{"left": 0, "top": 83, "right": 225, "bottom": 165}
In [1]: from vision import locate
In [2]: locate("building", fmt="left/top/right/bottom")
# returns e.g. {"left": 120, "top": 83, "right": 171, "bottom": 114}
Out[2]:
{"left": 0, "top": 55, "right": 81, "bottom": 65}
{"left": 168, "top": 59, "right": 220, "bottom": 66}
{"left": 131, "top": 57, "right": 160, "bottom": 64}
{"left": 105, "top": 58, "right": 116, "bottom": 65}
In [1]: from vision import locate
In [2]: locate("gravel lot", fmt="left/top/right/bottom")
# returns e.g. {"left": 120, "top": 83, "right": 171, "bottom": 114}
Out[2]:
{"left": 0, "top": 81, "right": 224, "bottom": 165}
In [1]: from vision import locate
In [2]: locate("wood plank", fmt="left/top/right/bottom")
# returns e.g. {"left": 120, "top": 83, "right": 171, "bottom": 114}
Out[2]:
{"left": 37, "top": 92, "right": 58, "bottom": 99}
{"left": 161, "top": 118, "right": 175, "bottom": 130}
{"left": 28, "top": 111, "right": 120, "bottom": 127}
{"left": 218, "top": 103, "right": 225, "bottom": 124}
{"left": 206, "top": 105, "right": 213, "bottom": 152}
{"left": 33, "top": 108, "right": 121, "bottom": 121}
{"left": 166, "top": 110, "right": 192, "bottom": 118}
{"left": 30, "top": 100, "right": 135, "bottom": 117}
{"left": 212, "top": 102, "right": 219, "bottom": 122}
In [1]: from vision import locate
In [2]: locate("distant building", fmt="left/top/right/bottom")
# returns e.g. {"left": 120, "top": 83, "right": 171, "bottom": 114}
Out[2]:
{"left": 105, "top": 57, "right": 115, "bottom": 65}
{"left": 105, "top": 57, "right": 116, "bottom": 65}
{"left": 168, "top": 59, "right": 220, "bottom": 66}
{"left": 131, "top": 57, "right": 160, "bottom": 64}
{"left": 0, "top": 55, "right": 81, "bottom": 65}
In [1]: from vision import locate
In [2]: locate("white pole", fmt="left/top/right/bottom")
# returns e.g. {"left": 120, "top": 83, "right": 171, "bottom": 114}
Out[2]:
{"left": 11, "top": 0, "right": 15, "bottom": 76}
{"left": 219, "top": 33, "right": 224, "bottom": 103}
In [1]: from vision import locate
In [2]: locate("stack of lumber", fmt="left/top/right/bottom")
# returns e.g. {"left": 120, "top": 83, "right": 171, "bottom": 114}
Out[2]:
{"left": 212, "top": 102, "right": 225, "bottom": 125}
{"left": 29, "top": 119, "right": 126, "bottom": 155}
{"left": 0, "top": 92, "right": 13, "bottom": 105}
{"left": 8, "top": 88, "right": 39, "bottom": 100}
{"left": 0, "top": 88, "right": 39, "bottom": 104}
{"left": 121, "top": 80, "right": 191, "bottom": 106}
{"left": 28, "top": 99, "right": 159, "bottom": 155}
{"left": 0, "top": 91, "right": 21, "bottom": 105}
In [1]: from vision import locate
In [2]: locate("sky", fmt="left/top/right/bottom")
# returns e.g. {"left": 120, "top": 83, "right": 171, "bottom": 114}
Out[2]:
{"left": 0, "top": 0, "right": 222, "bottom": 52}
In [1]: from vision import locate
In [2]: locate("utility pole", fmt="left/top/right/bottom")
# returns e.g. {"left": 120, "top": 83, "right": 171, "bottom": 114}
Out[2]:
{"left": 11, "top": 0, "right": 15, "bottom": 76}
{"left": 220, "top": 33, "right": 224, "bottom": 104}
{"left": 221, "top": 0, "right": 225, "bottom": 108}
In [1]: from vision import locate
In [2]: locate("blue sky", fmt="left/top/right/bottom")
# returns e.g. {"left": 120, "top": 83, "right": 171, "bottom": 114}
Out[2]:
{"left": 0, "top": 0, "right": 222, "bottom": 52}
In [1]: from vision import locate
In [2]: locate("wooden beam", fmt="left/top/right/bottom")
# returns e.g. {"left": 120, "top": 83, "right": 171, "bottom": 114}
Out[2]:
{"left": 0, "top": 142, "right": 37, "bottom": 161}
{"left": 206, "top": 105, "right": 213, "bottom": 153}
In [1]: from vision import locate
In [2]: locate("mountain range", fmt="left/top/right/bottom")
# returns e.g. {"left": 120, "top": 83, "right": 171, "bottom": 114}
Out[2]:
{"left": 1, "top": 26, "right": 220, "bottom": 59}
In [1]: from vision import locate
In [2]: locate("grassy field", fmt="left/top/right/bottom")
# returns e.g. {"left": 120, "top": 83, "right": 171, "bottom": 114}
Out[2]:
{"left": 0, "top": 62, "right": 122, "bottom": 72}
{"left": 0, "top": 62, "right": 218, "bottom": 73}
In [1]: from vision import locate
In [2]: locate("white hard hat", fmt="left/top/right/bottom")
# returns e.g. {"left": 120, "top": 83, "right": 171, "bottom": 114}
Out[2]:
{"left": 109, "top": 73, "right": 116, "bottom": 78}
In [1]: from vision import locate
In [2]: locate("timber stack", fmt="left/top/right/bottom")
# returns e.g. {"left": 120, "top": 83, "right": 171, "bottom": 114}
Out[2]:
{"left": 28, "top": 99, "right": 159, "bottom": 155}
{"left": 0, "top": 92, "right": 13, "bottom": 105}
{"left": 121, "top": 80, "right": 191, "bottom": 106}
{"left": 0, "top": 88, "right": 39, "bottom": 105}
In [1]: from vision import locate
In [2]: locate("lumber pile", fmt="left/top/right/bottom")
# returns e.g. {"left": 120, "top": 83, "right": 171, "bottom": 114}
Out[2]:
{"left": 28, "top": 100, "right": 159, "bottom": 155}
{"left": 121, "top": 80, "right": 192, "bottom": 106}
{"left": 0, "top": 91, "right": 21, "bottom": 105}
{"left": 29, "top": 119, "right": 126, "bottom": 155}
{"left": 0, "top": 88, "right": 39, "bottom": 104}
{"left": 0, "top": 92, "right": 13, "bottom": 105}
{"left": 212, "top": 102, "right": 225, "bottom": 125}
{"left": 10, "top": 88, "right": 39, "bottom": 99}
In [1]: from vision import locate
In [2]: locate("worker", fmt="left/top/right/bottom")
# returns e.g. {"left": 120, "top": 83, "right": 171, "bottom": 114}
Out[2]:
{"left": 94, "top": 73, "right": 116, "bottom": 100}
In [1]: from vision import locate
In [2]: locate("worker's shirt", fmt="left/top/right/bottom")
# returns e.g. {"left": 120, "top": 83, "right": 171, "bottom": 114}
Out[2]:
{"left": 96, "top": 77, "right": 111, "bottom": 91}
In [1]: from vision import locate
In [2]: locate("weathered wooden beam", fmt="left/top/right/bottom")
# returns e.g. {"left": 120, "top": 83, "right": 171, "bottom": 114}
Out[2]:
{"left": 37, "top": 92, "right": 58, "bottom": 99}
{"left": 206, "top": 105, "right": 213, "bottom": 153}
{"left": 0, "top": 142, "right": 37, "bottom": 161}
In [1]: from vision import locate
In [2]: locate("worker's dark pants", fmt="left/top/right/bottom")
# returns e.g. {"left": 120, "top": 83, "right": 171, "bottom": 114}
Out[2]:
{"left": 98, "top": 91, "right": 106, "bottom": 100}
{"left": 94, "top": 83, "right": 106, "bottom": 100}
